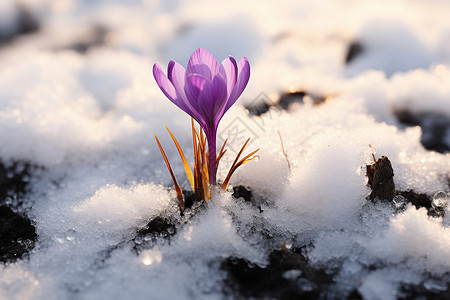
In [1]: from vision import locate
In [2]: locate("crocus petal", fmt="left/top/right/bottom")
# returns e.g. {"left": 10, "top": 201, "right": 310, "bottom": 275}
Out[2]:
{"left": 184, "top": 74, "right": 208, "bottom": 123}
{"left": 219, "top": 56, "right": 238, "bottom": 99}
{"left": 167, "top": 60, "right": 202, "bottom": 119}
{"left": 186, "top": 48, "right": 220, "bottom": 80}
{"left": 224, "top": 57, "right": 250, "bottom": 113}
{"left": 198, "top": 74, "right": 228, "bottom": 126}
{"left": 153, "top": 63, "right": 178, "bottom": 105}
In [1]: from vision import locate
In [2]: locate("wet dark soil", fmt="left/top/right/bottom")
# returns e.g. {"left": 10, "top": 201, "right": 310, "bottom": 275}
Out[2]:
{"left": 395, "top": 110, "right": 450, "bottom": 153}
{"left": 0, "top": 205, "right": 36, "bottom": 263}
{"left": 0, "top": 4, "right": 39, "bottom": 47}
{"left": 0, "top": 161, "right": 37, "bottom": 263}
{"left": 221, "top": 248, "right": 332, "bottom": 300}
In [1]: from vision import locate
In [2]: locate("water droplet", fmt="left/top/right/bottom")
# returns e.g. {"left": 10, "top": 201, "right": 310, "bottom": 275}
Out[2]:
{"left": 393, "top": 195, "right": 406, "bottom": 209}
{"left": 144, "top": 234, "right": 153, "bottom": 242}
{"left": 432, "top": 191, "right": 448, "bottom": 209}
{"left": 296, "top": 278, "right": 316, "bottom": 292}
{"left": 54, "top": 233, "right": 65, "bottom": 244}
{"left": 66, "top": 229, "right": 76, "bottom": 241}
{"left": 423, "top": 278, "right": 447, "bottom": 292}
{"left": 135, "top": 235, "right": 143, "bottom": 244}
{"left": 167, "top": 226, "right": 175, "bottom": 234}
{"left": 6, "top": 171, "right": 14, "bottom": 179}
{"left": 282, "top": 269, "right": 302, "bottom": 281}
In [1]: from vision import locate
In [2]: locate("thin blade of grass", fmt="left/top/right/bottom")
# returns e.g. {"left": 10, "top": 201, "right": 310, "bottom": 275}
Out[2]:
{"left": 216, "top": 149, "right": 227, "bottom": 169}
{"left": 165, "top": 126, "right": 195, "bottom": 191}
{"left": 216, "top": 138, "right": 228, "bottom": 169}
{"left": 277, "top": 129, "right": 291, "bottom": 171}
{"left": 154, "top": 134, "right": 184, "bottom": 212}
{"left": 221, "top": 148, "right": 259, "bottom": 190}
{"left": 201, "top": 162, "right": 210, "bottom": 201}
{"left": 229, "top": 138, "right": 250, "bottom": 170}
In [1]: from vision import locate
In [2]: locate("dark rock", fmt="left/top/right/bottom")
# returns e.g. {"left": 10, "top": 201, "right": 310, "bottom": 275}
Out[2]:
{"left": 367, "top": 156, "right": 396, "bottom": 201}
{"left": 0, "top": 206, "right": 37, "bottom": 263}
{"left": 345, "top": 41, "right": 364, "bottom": 64}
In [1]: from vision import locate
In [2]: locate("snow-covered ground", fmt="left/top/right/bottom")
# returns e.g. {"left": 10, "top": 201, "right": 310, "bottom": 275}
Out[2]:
{"left": 0, "top": 0, "right": 449, "bottom": 299}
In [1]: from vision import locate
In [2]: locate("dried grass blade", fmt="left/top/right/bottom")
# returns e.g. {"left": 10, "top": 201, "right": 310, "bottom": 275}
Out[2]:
{"left": 165, "top": 126, "right": 195, "bottom": 191}
{"left": 216, "top": 149, "right": 227, "bottom": 169}
{"left": 216, "top": 138, "right": 228, "bottom": 169}
{"left": 155, "top": 134, "right": 184, "bottom": 212}
{"left": 221, "top": 140, "right": 258, "bottom": 190}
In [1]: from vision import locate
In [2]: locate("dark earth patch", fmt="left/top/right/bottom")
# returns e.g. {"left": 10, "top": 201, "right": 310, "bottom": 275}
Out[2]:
{"left": 0, "top": 205, "right": 36, "bottom": 263}
{"left": 222, "top": 248, "right": 333, "bottom": 299}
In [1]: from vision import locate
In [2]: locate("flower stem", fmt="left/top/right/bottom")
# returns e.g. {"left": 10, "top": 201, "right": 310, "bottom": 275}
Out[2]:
{"left": 207, "top": 130, "right": 217, "bottom": 185}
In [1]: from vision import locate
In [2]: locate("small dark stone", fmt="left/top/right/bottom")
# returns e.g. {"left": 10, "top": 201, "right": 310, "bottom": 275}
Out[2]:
{"left": 345, "top": 41, "right": 364, "bottom": 64}
{"left": 0, "top": 206, "right": 37, "bottom": 263}
{"left": 232, "top": 185, "right": 253, "bottom": 202}
{"left": 367, "top": 156, "right": 396, "bottom": 201}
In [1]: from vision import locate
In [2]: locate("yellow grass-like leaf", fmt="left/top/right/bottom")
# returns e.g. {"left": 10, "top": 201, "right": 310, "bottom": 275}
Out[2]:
{"left": 154, "top": 134, "right": 184, "bottom": 212}
{"left": 165, "top": 126, "right": 195, "bottom": 192}
{"left": 221, "top": 138, "right": 259, "bottom": 190}
{"left": 216, "top": 138, "right": 228, "bottom": 169}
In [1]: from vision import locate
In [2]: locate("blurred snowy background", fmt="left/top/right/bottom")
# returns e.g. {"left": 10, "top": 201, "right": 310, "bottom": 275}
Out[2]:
{"left": 0, "top": 0, "right": 449, "bottom": 299}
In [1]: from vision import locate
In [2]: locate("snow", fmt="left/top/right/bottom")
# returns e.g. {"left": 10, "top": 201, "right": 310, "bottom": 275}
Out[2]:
{"left": 0, "top": 0, "right": 449, "bottom": 299}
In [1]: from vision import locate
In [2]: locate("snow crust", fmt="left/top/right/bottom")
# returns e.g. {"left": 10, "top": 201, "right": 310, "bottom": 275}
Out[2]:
{"left": 0, "top": 0, "right": 449, "bottom": 299}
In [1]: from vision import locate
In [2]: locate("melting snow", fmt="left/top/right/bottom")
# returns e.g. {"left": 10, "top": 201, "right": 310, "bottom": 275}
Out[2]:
{"left": 0, "top": 0, "right": 449, "bottom": 299}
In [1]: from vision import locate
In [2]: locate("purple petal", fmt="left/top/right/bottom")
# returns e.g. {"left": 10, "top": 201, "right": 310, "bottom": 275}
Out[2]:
{"left": 224, "top": 57, "right": 250, "bottom": 113}
{"left": 167, "top": 60, "right": 201, "bottom": 118}
{"left": 184, "top": 74, "right": 208, "bottom": 123}
{"left": 186, "top": 48, "right": 220, "bottom": 80}
{"left": 198, "top": 74, "right": 228, "bottom": 125}
{"left": 153, "top": 63, "right": 178, "bottom": 104}
{"left": 184, "top": 74, "right": 206, "bottom": 102}
{"left": 219, "top": 56, "right": 238, "bottom": 99}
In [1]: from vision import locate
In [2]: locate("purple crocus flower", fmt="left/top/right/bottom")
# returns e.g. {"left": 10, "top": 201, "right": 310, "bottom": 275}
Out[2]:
{"left": 153, "top": 48, "right": 250, "bottom": 185}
